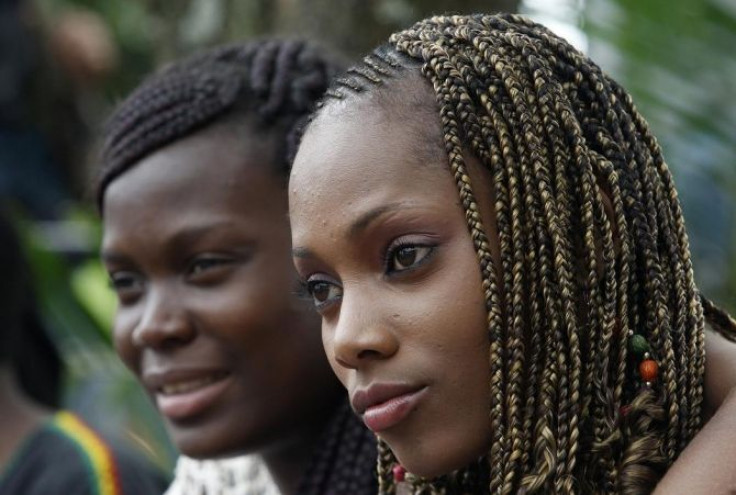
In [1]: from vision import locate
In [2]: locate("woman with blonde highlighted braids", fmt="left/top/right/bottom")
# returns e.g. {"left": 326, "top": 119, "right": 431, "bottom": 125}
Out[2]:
{"left": 289, "top": 13, "right": 736, "bottom": 494}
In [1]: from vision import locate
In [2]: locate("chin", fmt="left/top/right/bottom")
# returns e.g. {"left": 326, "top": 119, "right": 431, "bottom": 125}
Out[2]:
{"left": 173, "top": 435, "right": 225, "bottom": 459}
{"left": 176, "top": 437, "right": 251, "bottom": 460}
{"left": 389, "top": 435, "right": 490, "bottom": 480}
{"left": 167, "top": 422, "right": 245, "bottom": 459}
{"left": 391, "top": 446, "right": 469, "bottom": 480}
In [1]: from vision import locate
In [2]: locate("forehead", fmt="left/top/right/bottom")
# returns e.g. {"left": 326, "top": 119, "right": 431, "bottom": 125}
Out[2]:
{"left": 289, "top": 95, "right": 457, "bottom": 242}
{"left": 106, "top": 122, "right": 278, "bottom": 202}
{"left": 102, "top": 125, "right": 285, "bottom": 245}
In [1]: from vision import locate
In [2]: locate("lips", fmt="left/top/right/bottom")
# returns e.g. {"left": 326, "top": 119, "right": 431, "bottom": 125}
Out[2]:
{"left": 351, "top": 383, "right": 428, "bottom": 433}
{"left": 144, "top": 369, "right": 231, "bottom": 421}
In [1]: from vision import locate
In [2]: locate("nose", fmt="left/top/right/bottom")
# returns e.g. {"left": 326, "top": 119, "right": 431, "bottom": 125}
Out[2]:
{"left": 132, "top": 285, "right": 195, "bottom": 349}
{"left": 330, "top": 292, "right": 398, "bottom": 370}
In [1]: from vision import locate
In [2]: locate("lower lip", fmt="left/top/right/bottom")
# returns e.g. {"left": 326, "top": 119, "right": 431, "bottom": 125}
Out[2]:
{"left": 156, "top": 375, "right": 231, "bottom": 421}
{"left": 362, "top": 387, "right": 428, "bottom": 433}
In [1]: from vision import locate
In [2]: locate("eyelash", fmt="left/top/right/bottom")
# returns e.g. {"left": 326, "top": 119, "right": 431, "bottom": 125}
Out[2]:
{"left": 108, "top": 271, "right": 145, "bottom": 304}
{"left": 109, "top": 272, "right": 139, "bottom": 289}
{"left": 383, "top": 239, "right": 437, "bottom": 276}
{"left": 304, "top": 277, "right": 343, "bottom": 312}
{"left": 187, "top": 256, "right": 232, "bottom": 276}
{"left": 293, "top": 279, "right": 311, "bottom": 299}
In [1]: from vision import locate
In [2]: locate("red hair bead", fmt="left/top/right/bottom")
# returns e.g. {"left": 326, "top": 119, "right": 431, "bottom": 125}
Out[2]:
{"left": 392, "top": 464, "right": 406, "bottom": 482}
{"left": 639, "top": 359, "right": 659, "bottom": 382}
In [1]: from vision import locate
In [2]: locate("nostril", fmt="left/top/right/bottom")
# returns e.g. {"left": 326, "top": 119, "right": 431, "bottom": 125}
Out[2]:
{"left": 357, "top": 348, "right": 383, "bottom": 360}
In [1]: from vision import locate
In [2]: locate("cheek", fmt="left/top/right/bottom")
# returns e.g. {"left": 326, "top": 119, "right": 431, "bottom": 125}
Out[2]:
{"left": 426, "top": 240, "right": 491, "bottom": 396}
{"left": 197, "top": 271, "right": 292, "bottom": 340}
{"left": 322, "top": 327, "right": 349, "bottom": 386}
{"left": 422, "top": 243, "right": 488, "bottom": 347}
{"left": 111, "top": 310, "right": 140, "bottom": 374}
{"left": 202, "top": 293, "right": 281, "bottom": 348}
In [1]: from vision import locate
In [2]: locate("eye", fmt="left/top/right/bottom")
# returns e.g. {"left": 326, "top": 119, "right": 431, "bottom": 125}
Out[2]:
{"left": 108, "top": 271, "right": 145, "bottom": 304}
{"left": 305, "top": 277, "right": 343, "bottom": 311}
{"left": 189, "top": 257, "right": 227, "bottom": 274}
{"left": 186, "top": 256, "right": 235, "bottom": 283}
{"left": 386, "top": 244, "right": 434, "bottom": 274}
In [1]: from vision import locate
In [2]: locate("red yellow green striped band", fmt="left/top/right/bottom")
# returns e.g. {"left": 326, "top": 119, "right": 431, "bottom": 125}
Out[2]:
{"left": 51, "top": 411, "right": 122, "bottom": 495}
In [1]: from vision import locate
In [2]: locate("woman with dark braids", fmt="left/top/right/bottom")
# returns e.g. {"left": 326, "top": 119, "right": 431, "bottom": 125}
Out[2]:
{"left": 97, "top": 40, "right": 376, "bottom": 495}
{"left": 289, "top": 13, "right": 736, "bottom": 494}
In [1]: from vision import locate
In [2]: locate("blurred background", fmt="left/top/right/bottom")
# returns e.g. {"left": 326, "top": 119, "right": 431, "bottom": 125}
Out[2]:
{"left": 2, "top": 0, "right": 734, "bottom": 473}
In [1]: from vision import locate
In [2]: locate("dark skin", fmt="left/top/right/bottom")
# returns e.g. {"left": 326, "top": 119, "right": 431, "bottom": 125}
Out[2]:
{"left": 290, "top": 76, "right": 736, "bottom": 491}
{"left": 101, "top": 121, "right": 343, "bottom": 495}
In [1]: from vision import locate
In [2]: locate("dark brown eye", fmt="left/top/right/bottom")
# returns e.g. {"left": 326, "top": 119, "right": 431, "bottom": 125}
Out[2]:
{"left": 306, "top": 279, "right": 342, "bottom": 310}
{"left": 108, "top": 271, "right": 145, "bottom": 304}
{"left": 190, "top": 258, "right": 227, "bottom": 275}
{"left": 395, "top": 247, "right": 418, "bottom": 269}
{"left": 389, "top": 245, "right": 433, "bottom": 272}
{"left": 311, "top": 281, "right": 331, "bottom": 303}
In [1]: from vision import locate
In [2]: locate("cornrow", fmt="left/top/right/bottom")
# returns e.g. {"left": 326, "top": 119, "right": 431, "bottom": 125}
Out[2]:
{"left": 97, "top": 39, "right": 341, "bottom": 210}
{"left": 96, "top": 39, "right": 377, "bottom": 494}
{"left": 309, "top": 13, "right": 736, "bottom": 494}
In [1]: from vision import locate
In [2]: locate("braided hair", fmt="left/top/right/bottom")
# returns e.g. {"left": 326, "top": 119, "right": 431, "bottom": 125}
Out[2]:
{"left": 96, "top": 39, "right": 377, "bottom": 494}
{"left": 97, "top": 39, "right": 340, "bottom": 207}
{"left": 309, "top": 13, "right": 736, "bottom": 494}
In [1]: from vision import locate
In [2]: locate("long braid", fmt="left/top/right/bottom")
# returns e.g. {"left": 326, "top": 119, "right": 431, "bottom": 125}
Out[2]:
{"left": 97, "top": 39, "right": 378, "bottom": 495}
{"left": 308, "top": 13, "right": 736, "bottom": 494}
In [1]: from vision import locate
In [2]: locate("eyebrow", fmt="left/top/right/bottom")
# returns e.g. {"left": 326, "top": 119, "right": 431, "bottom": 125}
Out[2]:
{"left": 348, "top": 202, "right": 404, "bottom": 238}
{"left": 292, "top": 202, "right": 406, "bottom": 260}
{"left": 292, "top": 246, "right": 313, "bottom": 259}
{"left": 291, "top": 202, "right": 407, "bottom": 259}
{"left": 101, "top": 220, "right": 241, "bottom": 263}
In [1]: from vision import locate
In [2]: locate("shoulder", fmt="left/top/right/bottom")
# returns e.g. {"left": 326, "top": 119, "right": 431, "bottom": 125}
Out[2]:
{"left": 33, "top": 411, "right": 168, "bottom": 495}
{"left": 0, "top": 417, "right": 96, "bottom": 495}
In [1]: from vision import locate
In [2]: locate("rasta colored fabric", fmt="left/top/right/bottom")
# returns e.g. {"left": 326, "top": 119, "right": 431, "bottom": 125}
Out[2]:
{"left": 310, "top": 12, "right": 736, "bottom": 495}
{"left": 51, "top": 411, "right": 122, "bottom": 495}
{"left": 0, "top": 411, "right": 167, "bottom": 495}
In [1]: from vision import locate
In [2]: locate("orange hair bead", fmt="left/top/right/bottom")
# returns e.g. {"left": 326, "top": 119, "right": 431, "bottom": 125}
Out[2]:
{"left": 639, "top": 359, "right": 659, "bottom": 382}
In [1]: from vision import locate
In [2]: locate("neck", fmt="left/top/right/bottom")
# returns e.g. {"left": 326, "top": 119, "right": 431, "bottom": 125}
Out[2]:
{"left": 259, "top": 413, "right": 333, "bottom": 495}
{"left": 0, "top": 367, "right": 52, "bottom": 469}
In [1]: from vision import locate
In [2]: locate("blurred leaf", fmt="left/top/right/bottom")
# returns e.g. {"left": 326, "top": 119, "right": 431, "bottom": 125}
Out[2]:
{"left": 584, "top": 0, "right": 736, "bottom": 313}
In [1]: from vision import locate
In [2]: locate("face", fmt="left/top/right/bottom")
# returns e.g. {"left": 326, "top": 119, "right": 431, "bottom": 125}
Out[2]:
{"left": 290, "top": 88, "right": 494, "bottom": 478}
{"left": 102, "top": 124, "right": 342, "bottom": 458}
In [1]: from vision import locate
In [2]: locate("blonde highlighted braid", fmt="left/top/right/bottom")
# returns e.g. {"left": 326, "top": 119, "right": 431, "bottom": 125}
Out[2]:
{"left": 311, "top": 12, "right": 736, "bottom": 494}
